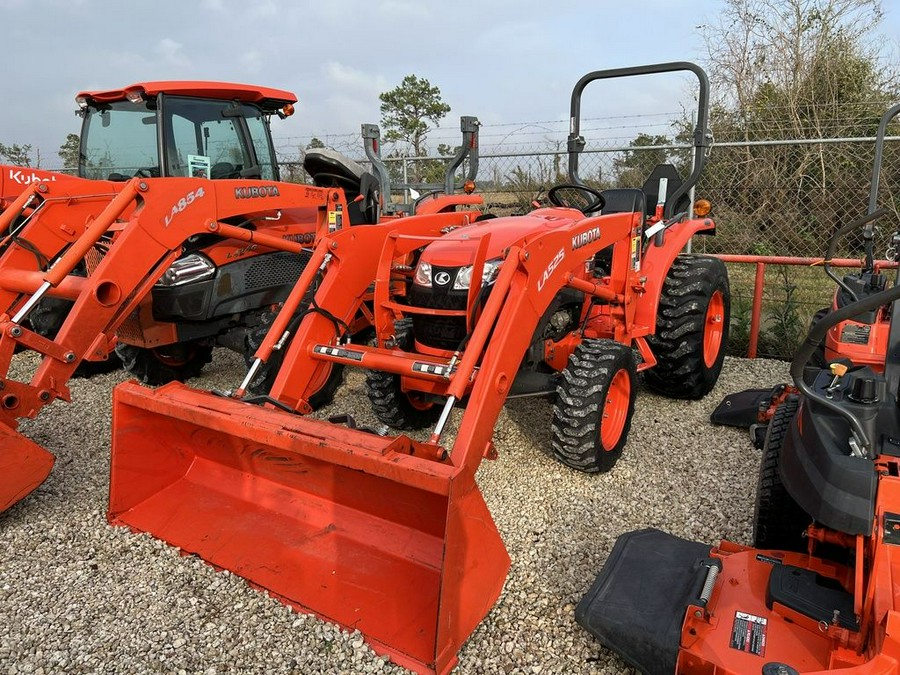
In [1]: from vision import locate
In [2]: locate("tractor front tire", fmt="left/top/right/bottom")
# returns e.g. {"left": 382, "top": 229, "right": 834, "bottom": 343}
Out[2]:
{"left": 551, "top": 339, "right": 636, "bottom": 473}
{"left": 116, "top": 341, "right": 213, "bottom": 385}
{"left": 243, "top": 319, "right": 344, "bottom": 410}
{"left": 753, "top": 397, "right": 810, "bottom": 551}
{"left": 29, "top": 267, "right": 122, "bottom": 377}
{"left": 644, "top": 255, "right": 730, "bottom": 399}
{"left": 365, "top": 319, "right": 441, "bottom": 430}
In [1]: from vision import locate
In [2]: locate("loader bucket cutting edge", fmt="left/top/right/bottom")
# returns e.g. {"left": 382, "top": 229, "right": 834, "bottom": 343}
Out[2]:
{"left": 0, "top": 424, "right": 55, "bottom": 512}
{"left": 108, "top": 381, "right": 510, "bottom": 675}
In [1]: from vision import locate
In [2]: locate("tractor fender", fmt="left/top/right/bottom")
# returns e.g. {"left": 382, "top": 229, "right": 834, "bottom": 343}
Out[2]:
{"left": 414, "top": 193, "right": 484, "bottom": 215}
{"left": 634, "top": 217, "right": 716, "bottom": 330}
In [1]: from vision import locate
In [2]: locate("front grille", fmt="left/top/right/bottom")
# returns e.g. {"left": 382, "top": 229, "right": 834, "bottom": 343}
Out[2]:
{"left": 408, "top": 285, "right": 469, "bottom": 350}
{"left": 116, "top": 312, "right": 145, "bottom": 342}
{"left": 244, "top": 251, "right": 311, "bottom": 291}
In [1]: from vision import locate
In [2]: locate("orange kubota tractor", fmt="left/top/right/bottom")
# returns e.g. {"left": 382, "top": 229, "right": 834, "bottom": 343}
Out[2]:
{"left": 103, "top": 62, "right": 729, "bottom": 674}
{"left": 36, "top": 81, "right": 388, "bottom": 384}
{"left": 576, "top": 205, "right": 900, "bottom": 674}
{"left": 0, "top": 82, "right": 353, "bottom": 380}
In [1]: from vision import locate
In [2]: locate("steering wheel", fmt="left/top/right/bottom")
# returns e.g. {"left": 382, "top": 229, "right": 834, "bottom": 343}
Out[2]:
{"left": 547, "top": 184, "right": 605, "bottom": 214}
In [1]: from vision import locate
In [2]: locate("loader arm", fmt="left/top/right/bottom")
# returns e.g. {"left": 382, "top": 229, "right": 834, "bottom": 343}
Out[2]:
{"left": 0, "top": 176, "right": 343, "bottom": 430}
{"left": 267, "top": 208, "right": 637, "bottom": 471}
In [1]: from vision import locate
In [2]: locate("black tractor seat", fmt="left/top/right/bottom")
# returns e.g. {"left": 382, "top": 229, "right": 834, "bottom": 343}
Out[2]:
{"left": 303, "top": 148, "right": 380, "bottom": 225}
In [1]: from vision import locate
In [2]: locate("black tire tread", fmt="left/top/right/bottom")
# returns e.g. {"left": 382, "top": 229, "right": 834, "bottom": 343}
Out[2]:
{"left": 644, "top": 255, "right": 730, "bottom": 400}
{"left": 29, "top": 266, "right": 122, "bottom": 378}
{"left": 550, "top": 339, "right": 636, "bottom": 473}
{"left": 243, "top": 308, "right": 344, "bottom": 410}
{"left": 365, "top": 319, "right": 441, "bottom": 430}
{"left": 115, "top": 342, "right": 213, "bottom": 385}
{"left": 753, "top": 397, "right": 810, "bottom": 551}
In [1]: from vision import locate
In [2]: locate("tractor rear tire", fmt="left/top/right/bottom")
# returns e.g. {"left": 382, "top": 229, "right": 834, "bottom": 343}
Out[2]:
{"left": 753, "top": 397, "right": 810, "bottom": 552}
{"left": 115, "top": 341, "right": 213, "bottom": 385}
{"left": 29, "top": 265, "right": 122, "bottom": 377}
{"left": 644, "top": 255, "right": 730, "bottom": 399}
{"left": 366, "top": 319, "right": 441, "bottom": 430}
{"left": 551, "top": 339, "right": 636, "bottom": 473}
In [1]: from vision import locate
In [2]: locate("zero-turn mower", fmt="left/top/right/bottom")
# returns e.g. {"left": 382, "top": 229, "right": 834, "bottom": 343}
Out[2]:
{"left": 577, "top": 205, "right": 900, "bottom": 672}
{"left": 104, "top": 61, "right": 729, "bottom": 674}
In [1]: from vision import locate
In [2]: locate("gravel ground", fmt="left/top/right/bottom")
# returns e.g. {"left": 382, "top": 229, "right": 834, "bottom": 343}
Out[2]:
{"left": 0, "top": 352, "right": 789, "bottom": 674}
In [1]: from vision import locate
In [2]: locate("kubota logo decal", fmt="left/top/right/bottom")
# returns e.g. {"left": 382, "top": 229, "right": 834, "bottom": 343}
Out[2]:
{"left": 537, "top": 248, "right": 565, "bottom": 292}
{"left": 434, "top": 271, "right": 451, "bottom": 286}
{"left": 164, "top": 186, "right": 205, "bottom": 227}
{"left": 234, "top": 185, "right": 280, "bottom": 199}
{"left": 9, "top": 169, "right": 57, "bottom": 185}
{"left": 572, "top": 226, "right": 601, "bottom": 250}
{"left": 282, "top": 232, "right": 316, "bottom": 244}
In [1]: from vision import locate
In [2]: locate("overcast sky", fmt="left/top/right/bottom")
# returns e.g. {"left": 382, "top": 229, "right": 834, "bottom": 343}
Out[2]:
{"left": 3, "top": 0, "right": 899, "bottom": 166}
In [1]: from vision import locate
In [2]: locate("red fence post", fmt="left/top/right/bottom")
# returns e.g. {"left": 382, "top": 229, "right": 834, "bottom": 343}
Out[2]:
{"left": 748, "top": 262, "right": 766, "bottom": 358}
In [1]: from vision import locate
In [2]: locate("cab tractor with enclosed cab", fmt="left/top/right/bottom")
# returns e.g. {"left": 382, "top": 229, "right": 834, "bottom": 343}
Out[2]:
{"left": 70, "top": 81, "right": 375, "bottom": 384}
{"left": 14, "top": 83, "right": 482, "bottom": 385}
{"left": 103, "top": 62, "right": 729, "bottom": 675}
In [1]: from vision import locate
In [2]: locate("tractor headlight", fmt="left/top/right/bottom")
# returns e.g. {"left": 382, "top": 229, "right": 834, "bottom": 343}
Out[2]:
{"left": 155, "top": 253, "right": 216, "bottom": 287}
{"left": 453, "top": 258, "right": 502, "bottom": 290}
{"left": 414, "top": 261, "right": 433, "bottom": 287}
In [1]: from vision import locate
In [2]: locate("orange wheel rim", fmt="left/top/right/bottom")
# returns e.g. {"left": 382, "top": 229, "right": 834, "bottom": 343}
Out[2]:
{"left": 407, "top": 393, "right": 434, "bottom": 411}
{"left": 152, "top": 347, "right": 193, "bottom": 367}
{"left": 600, "top": 369, "right": 630, "bottom": 450}
{"left": 703, "top": 290, "right": 725, "bottom": 369}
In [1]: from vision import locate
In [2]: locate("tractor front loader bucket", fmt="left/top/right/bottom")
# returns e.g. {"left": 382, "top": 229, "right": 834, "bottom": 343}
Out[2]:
{"left": 109, "top": 380, "right": 510, "bottom": 675}
{"left": 0, "top": 425, "right": 55, "bottom": 512}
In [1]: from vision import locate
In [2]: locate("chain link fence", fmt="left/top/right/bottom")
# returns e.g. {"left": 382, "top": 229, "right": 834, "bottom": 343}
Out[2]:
{"left": 278, "top": 122, "right": 900, "bottom": 359}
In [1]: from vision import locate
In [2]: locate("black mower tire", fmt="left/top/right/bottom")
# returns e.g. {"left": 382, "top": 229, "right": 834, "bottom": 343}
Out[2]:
{"left": 29, "top": 265, "right": 122, "bottom": 377}
{"left": 115, "top": 341, "right": 213, "bottom": 385}
{"left": 644, "top": 254, "right": 730, "bottom": 400}
{"left": 753, "top": 396, "right": 810, "bottom": 552}
{"left": 365, "top": 319, "right": 441, "bottom": 430}
{"left": 551, "top": 339, "right": 637, "bottom": 473}
{"left": 243, "top": 316, "right": 344, "bottom": 410}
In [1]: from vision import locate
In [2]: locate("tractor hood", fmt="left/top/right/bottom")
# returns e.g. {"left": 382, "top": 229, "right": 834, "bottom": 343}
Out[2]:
{"left": 418, "top": 208, "right": 584, "bottom": 268}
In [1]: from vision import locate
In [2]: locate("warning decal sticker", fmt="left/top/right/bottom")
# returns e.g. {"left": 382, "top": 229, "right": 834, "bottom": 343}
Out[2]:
{"left": 730, "top": 611, "right": 767, "bottom": 657}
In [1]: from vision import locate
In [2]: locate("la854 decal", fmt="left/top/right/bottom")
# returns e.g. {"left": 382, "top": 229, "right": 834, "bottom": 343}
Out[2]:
{"left": 164, "top": 186, "right": 205, "bottom": 227}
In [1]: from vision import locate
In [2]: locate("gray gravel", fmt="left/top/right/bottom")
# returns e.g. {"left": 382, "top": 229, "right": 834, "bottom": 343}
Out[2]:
{"left": 0, "top": 352, "right": 789, "bottom": 674}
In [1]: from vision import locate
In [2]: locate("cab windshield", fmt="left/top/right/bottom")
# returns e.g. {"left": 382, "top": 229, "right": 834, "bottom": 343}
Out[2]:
{"left": 79, "top": 95, "right": 278, "bottom": 181}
